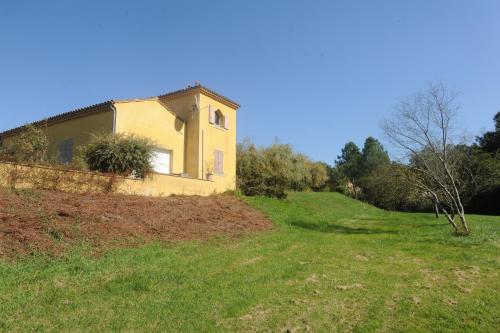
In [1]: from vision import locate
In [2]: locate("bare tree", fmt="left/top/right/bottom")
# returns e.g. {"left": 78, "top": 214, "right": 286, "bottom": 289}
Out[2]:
{"left": 382, "top": 83, "right": 470, "bottom": 235}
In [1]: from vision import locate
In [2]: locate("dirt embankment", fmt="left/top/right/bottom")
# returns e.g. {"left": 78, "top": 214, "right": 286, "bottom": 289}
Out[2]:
{"left": 0, "top": 189, "right": 272, "bottom": 259}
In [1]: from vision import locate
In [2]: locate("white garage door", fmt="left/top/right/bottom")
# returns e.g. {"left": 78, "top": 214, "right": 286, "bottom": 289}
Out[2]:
{"left": 151, "top": 150, "right": 171, "bottom": 174}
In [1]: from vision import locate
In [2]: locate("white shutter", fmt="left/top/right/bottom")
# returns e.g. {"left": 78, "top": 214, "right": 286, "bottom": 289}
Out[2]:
{"left": 214, "top": 150, "right": 224, "bottom": 174}
{"left": 219, "top": 151, "right": 224, "bottom": 174}
{"left": 209, "top": 105, "right": 215, "bottom": 124}
{"left": 214, "top": 150, "right": 219, "bottom": 174}
{"left": 224, "top": 114, "right": 229, "bottom": 129}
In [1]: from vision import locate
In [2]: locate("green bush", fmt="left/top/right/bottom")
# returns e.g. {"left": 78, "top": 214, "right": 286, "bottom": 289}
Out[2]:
{"left": 308, "top": 161, "right": 329, "bottom": 191}
{"left": 0, "top": 125, "right": 48, "bottom": 163}
{"left": 236, "top": 139, "right": 329, "bottom": 199}
{"left": 236, "top": 140, "right": 286, "bottom": 198}
{"left": 81, "top": 133, "right": 155, "bottom": 178}
{"left": 334, "top": 185, "right": 347, "bottom": 195}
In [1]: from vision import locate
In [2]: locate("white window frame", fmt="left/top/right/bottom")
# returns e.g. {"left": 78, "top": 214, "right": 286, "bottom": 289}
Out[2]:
{"left": 151, "top": 148, "right": 172, "bottom": 175}
{"left": 209, "top": 106, "right": 227, "bottom": 130}
{"left": 214, "top": 111, "right": 222, "bottom": 126}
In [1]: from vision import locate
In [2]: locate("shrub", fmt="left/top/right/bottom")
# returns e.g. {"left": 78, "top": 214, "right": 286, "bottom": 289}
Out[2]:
{"left": 236, "top": 139, "right": 329, "bottom": 199}
{"left": 237, "top": 140, "right": 285, "bottom": 198}
{"left": 0, "top": 125, "right": 48, "bottom": 163}
{"left": 308, "top": 161, "right": 329, "bottom": 191}
{"left": 334, "top": 184, "right": 348, "bottom": 195}
{"left": 289, "top": 153, "right": 312, "bottom": 191}
{"left": 237, "top": 141, "right": 289, "bottom": 199}
{"left": 81, "top": 133, "right": 154, "bottom": 178}
{"left": 236, "top": 142, "right": 263, "bottom": 195}
{"left": 261, "top": 143, "right": 301, "bottom": 195}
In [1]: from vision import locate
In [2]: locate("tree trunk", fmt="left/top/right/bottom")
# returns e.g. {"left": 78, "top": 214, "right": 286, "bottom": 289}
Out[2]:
{"left": 455, "top": 196, "right": 470, "bottom": 234}
{"left": 433, "top": 200, "right": 440, "bottom": 218}
{"left": 440, "top": 205, "right": 460, "bottom": 233}
{"left": 458, "top": 212, "right": 470, "bottom": 235}
{"left": 445, "top": 167, "right": 470, "bottom": 235}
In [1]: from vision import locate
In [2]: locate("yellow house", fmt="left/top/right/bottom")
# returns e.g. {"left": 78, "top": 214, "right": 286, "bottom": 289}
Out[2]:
{"left": 0, "top": 84, "right": 239, "bottom": 194}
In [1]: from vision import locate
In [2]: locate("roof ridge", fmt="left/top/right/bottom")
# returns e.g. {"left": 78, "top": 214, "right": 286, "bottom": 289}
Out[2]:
{"left": 158, "top": 84, "right": 240, "bottom": 109}
{"left": 0, "top": 100, "right": 114, "bottom": 137}
{"left": 0, "top": 84, "right": 239, "bottom": 138}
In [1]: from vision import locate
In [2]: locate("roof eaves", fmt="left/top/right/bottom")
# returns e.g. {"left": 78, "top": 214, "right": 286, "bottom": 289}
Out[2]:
{"left": 0, "top": 100, "right": 114, "bottom": 138}
{"left": 158, "top": 84, "right": 240, "bottom": 109}
{"left": 0, "top": 84, "right": 240, "bottom": 138}
{"left": 113, "top": 97, "right": 158, "bottom": 103}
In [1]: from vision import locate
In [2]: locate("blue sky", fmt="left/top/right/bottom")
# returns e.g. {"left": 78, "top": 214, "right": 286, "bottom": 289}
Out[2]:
{"left": 1, "top": 1, "right": 499, "bottom": 164}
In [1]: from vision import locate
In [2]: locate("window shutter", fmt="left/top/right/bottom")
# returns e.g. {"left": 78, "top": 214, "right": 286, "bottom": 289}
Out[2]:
{"left": 224, "top": 114, "right": 229, "bottom": 129}
{"left": 213, "top": 150, "right": 218, "bottom": 174}
{"left": 217, "top": 151, "right": 221, "bottom": 174}
{"left": 219, "top": 151, "right": 224, "bottom": 174}
{"left": 217, "top": 151, "right": 221, "bottom": 173}
{"left": 209, "top": 105, "right": 215, "bottom": 124}
{"left": 214, "top": 150, "right": 224, "bottom": 174}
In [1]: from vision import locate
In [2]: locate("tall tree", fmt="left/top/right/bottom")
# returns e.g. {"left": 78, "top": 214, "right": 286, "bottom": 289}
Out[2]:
{"left": 477, "top": 111, "right": 500, "bottom": 154}
{"left": 382, "top": 83, "right": 472, "bottom": 235}
{"left": 335, "top": 141, "right": 362, "bottom": 186}
{"left": 360, "top": 137, "right": 391, "bottom": 177}
{"left": 466, "top": 112, "right": 500, "bottom": 215}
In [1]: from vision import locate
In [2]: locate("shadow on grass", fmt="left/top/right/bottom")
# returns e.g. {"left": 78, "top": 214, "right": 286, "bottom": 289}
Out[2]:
{"left": 357, "top": 216, "right": 449, "bottom": 229}
{"left": 356, "top": 217, "right": 393, "bottom": 222}
{"left": 287, "top": 219, "right": 398, "bottom": 235}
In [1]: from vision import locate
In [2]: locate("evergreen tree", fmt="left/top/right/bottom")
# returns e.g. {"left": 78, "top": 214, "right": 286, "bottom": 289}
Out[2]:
{"left": 477, "top": 111, "right": 500, "bottom": 153}
{"left": 360, "top": 137, "right": 391, "bottom": 177}
{"left": 335, "top": 141, "right": 362, "bottom": 185}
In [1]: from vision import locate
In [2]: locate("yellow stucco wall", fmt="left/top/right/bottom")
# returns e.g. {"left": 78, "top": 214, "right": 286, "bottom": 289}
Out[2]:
{"left": 1, "top": 87, "right": 238, "bottom": 195}
{"left": 156, "top": 92, "right": 238, "bottom": 191}
{"left": 0, "top": 161, "right": 218, "bottom": 197}
{"left": 198, "top": 94, "right": 237, "bottom": 191}
{"left": 115, "top": 93, "right": 238, "bottom": 192}
{"left": 114, "top": 100, "right": 186, "bottom": 174}
{"left": 157, "top": 94, "right": 200, "bottom": 178}
{"left": 118, "top": 173, "right": 218, "bottom": 197}
{"left": 45, "top": 110, "right": 114, "bottom": 160}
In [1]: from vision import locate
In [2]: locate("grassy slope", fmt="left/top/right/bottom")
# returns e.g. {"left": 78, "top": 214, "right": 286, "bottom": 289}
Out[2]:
{"left": 0, "top": 192, "right": 499, "bottom": 332}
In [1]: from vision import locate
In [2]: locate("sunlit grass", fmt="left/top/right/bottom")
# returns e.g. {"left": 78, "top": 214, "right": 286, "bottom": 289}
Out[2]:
{"left": 1, "top": 192, "right": 499, "bottom": 332}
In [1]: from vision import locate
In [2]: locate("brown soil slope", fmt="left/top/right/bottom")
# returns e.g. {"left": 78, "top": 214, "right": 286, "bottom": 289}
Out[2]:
{"left": 0, "top": 189, "right": 272, "bottom": 258}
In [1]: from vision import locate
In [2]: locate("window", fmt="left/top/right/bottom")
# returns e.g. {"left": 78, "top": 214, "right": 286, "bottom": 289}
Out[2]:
{"left": 209, "top": 106, "right": 228, "bottom": 129}
{"left": 214, "top": 149, "right": 224, "bottom": 175}
{"left": 58, "top": 139, "right": 73, "bottom": 164}
{"left": 214, "top": 111, "right": 221, "bottom": 126}
{"left": 151, "top": 149, "right": 171, "bottom": 174}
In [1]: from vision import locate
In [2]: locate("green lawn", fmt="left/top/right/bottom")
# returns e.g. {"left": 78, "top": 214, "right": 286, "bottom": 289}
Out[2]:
{"left": 1, "top": 192, "right": 499, "bottom": 332}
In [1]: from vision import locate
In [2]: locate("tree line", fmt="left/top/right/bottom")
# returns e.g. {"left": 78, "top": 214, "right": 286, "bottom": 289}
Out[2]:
{"left": 237, "top": 84, "right": 499, "bottom": 235}
{"left": 1, "top": 83, "right": 498, "bottom": 235}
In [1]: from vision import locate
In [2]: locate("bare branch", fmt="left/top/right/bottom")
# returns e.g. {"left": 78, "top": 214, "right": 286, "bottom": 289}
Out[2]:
{"left": 382, "top": 83, "right": 470, "bottom": 235}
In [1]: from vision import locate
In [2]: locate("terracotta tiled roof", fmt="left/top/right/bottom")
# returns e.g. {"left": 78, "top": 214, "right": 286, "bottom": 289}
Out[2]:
{"left": 158, "top": 84, "right": 240, "bottom": 109}
{"left": 0, "top": 84, "right": 239, "bottom": 138}
{"left": 0, "top": 101, "right": 114, "bottom": 138}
